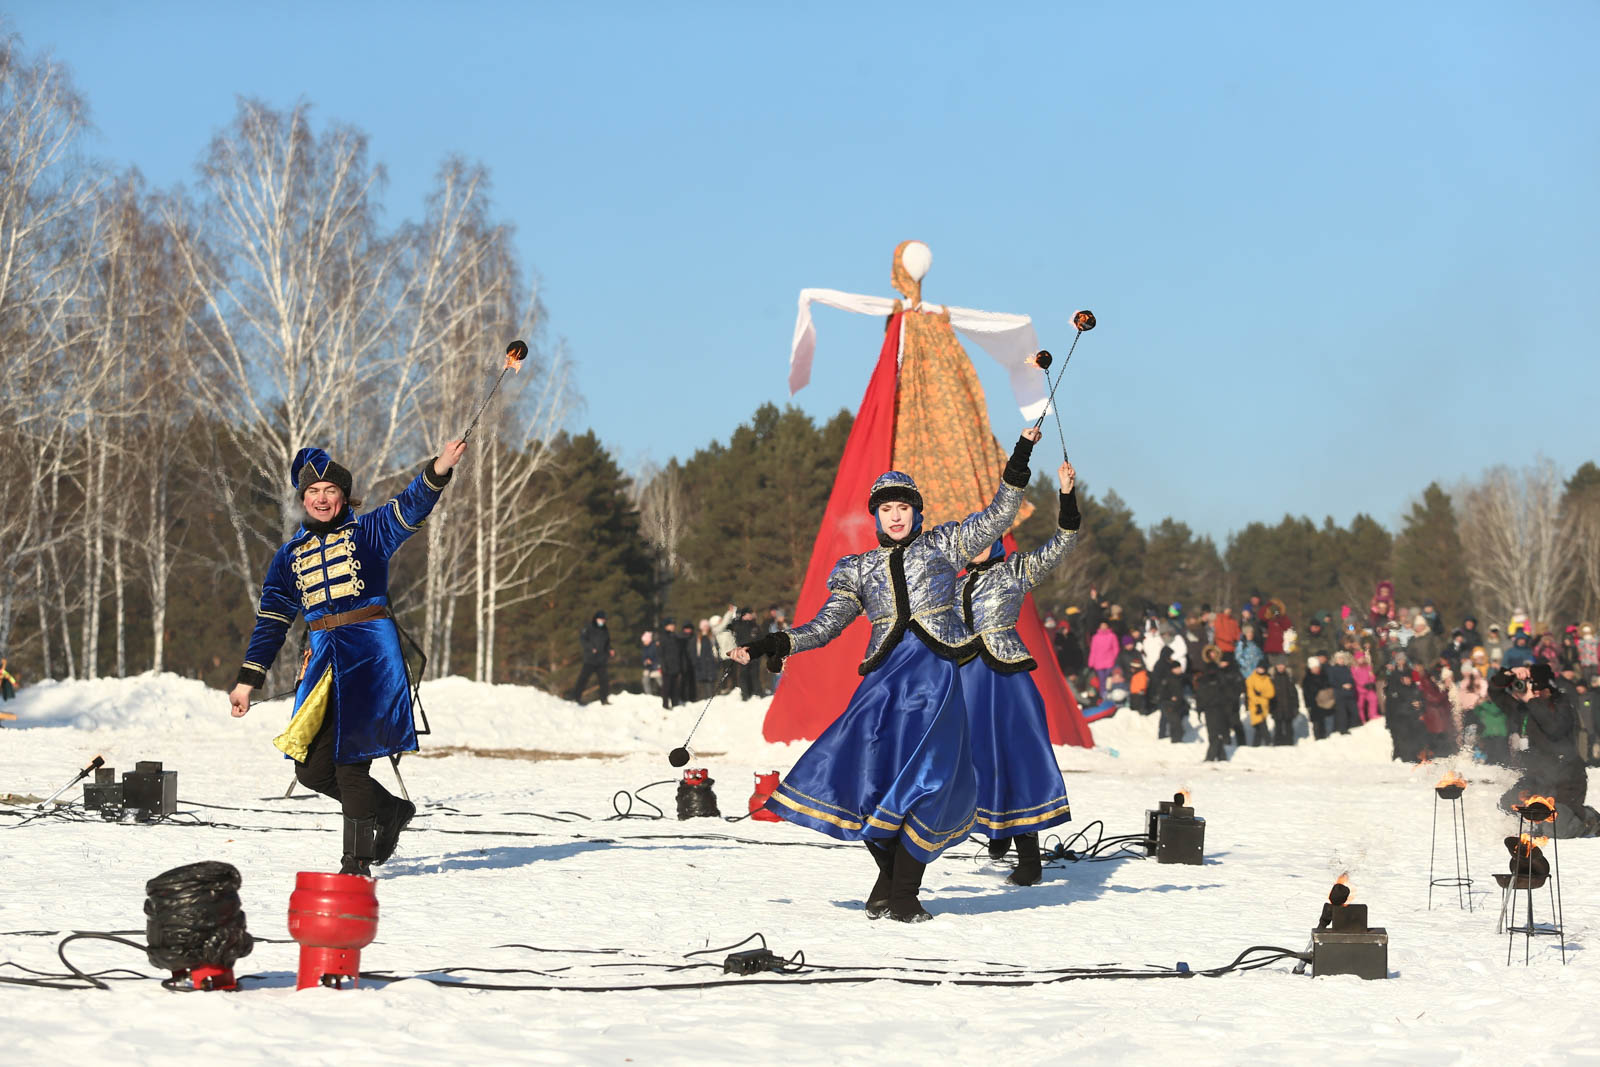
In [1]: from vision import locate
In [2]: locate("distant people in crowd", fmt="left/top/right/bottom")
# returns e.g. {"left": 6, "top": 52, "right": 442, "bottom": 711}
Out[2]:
{"left": 640, "top": 630, "right": 662, "bottom": 696}
{"left": 1245, "top": 664, "right": 1273, "bottom": 747}
{"left": 1087, "top": 620, "right": 1120, "bottom": 697}
{"left": 659, "top": 620, "right": 684, "bottom": 708}
{"left": 1269, "top": 660, "right": 1299, "bottom": 745}
{"left": 1303, "top": 656, "right": 1334, "bottom": 740}
{"left": 569, "top": 611, "right": 613, "bottom": 706}
{"left": 730, "top": 607, "right": 761, "bottom": 700}
{"left": 693, "top": 619, "right": 721, "bottom": 693}
{"left": 1195, "top": 646, "right": 1233, "bottom": 761}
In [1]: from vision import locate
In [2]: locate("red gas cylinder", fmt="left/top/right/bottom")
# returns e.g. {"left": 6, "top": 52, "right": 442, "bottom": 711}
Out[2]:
{"left": 288, "top": 871, "right": 379, "bottom": 990}
{"left": 749, "top": 771, "right": 781, "bottom": 822}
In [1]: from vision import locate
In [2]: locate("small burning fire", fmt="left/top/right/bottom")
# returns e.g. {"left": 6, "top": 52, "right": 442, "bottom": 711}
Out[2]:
{"left": 1435, "top": 770, "right": 1467, "bottom": 790}
{"left": 1517, "top": 793, "right": 1558, "bottom": 822}
{"left": 1332, "top": 872, "right": 1353, "bottom": 903}
{"left": 1177, "top": 787, "right": 1192, "bottom": 805}
{"left": 1519, "top": 833, "right": 1551, "bottom": 851}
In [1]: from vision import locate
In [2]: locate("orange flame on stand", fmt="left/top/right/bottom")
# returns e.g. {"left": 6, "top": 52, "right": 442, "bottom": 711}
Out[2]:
{"left": 1517, "top": 793, "right": 1558, "bottom": 822}
{"left": 1178, "top": 788, "right": 1192, "bottom": 805}
{"left": 1520, "top": 833, "right": 1551, "bottom": 851}
{"left": 1436, "top": 770, "right": 1468, "bottom": 790}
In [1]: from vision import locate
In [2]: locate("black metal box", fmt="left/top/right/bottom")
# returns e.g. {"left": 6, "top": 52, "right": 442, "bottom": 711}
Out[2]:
{"left": 1312, "top": 927, "right": 1389, "bottom": 980}
{"left": 122, "top": 762, "right": 177, "bottom": 817}
{"left": 83, "top": 780, "right": 124, "bottom": 812}
{"left": 1155, "top": 815, "right": 1205, "bottom": 865}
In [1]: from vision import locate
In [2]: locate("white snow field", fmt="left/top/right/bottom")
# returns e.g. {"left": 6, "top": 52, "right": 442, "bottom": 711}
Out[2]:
{"left": 0, "top": 673, "right": 1594, "bottom": 1066}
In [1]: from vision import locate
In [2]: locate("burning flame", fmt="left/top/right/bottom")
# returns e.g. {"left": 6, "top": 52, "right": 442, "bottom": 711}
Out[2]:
{"left": 1518, "top": 793, "right": 1558, "bottom": 821}
{"left": 1435, "top": 770, "right": 1467, "bottom": 790}
{"left": 1178, "top": 787, "right": 1192, "bottom": 805}
{"left": 1519, "top": 833, "right": 1551, "bottom": 851}
{"left": 1329, "top": 872, "right": 1353, "bottom": 904}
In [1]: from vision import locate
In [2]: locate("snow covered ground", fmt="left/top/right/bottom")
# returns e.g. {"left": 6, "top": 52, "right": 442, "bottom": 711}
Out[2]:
{"left": 1, "top": 673, "right": 1595, "bottom": 1065}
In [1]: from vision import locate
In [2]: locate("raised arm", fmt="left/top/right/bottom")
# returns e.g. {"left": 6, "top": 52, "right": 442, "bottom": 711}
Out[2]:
{"left": 1008, "top": 459, "right": 1081, "bottom": 591}
{"left": 361, "top": 440, "right": 466, "bottom": 558}
{"left": 926, "top": 430, "right": 1037, "bottom": 565}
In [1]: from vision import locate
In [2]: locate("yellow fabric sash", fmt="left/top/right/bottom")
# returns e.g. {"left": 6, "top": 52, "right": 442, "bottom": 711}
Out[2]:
{"left": 274, "top": 667, "right": 332, "bottom": 762}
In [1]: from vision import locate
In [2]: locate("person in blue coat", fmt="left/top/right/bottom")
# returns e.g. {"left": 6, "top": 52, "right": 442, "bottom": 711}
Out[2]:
{"left": 961, "top": 455, "right": 1080, "bottom": 886}
{"left": 732, "top": 430, "right": 1038, "bottom": 923}
{"left": 229, "top": 440, "right": 466, "bottom": 874}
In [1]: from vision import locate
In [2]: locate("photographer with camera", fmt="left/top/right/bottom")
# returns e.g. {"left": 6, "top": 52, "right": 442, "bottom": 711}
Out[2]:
{"left": 1489, "top": 663, "right": 1600, "bottom": 836}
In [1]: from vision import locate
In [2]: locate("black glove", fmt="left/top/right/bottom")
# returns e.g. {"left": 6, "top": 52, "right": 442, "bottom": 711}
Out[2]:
{"left": 1003, "top": 434, "right": 1036, "bottom": 488}
{"left": 741, "top": 631, "right": 791, "bottom": 674}
{"left": 1059, "top": 489, "right": 1081, "bottom": 532}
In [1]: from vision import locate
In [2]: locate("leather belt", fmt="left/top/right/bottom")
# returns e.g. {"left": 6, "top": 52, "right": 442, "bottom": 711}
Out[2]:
{"left": 309, "top": 604, "right": 389, "bottom": 632}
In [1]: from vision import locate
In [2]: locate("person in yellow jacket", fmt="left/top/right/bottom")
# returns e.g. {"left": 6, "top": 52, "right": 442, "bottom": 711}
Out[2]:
{"left": 0, "top": 657, "right": 18, "bottom": 703}
{"left": 1245, "top": 663, "right": 1275, "bottom": 746}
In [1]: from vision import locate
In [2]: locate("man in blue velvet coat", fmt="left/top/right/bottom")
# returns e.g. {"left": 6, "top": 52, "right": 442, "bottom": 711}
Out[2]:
{"left": 230, "top": 439, "right": 466, "bottom": 874}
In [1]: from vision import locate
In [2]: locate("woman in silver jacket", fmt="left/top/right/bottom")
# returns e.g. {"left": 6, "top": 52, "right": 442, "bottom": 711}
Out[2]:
{"left": 960, "top": 455, "right": 1079, "bottom": 886}
{"left": 732, "top": 430, "right": 1039, "bottom": 922}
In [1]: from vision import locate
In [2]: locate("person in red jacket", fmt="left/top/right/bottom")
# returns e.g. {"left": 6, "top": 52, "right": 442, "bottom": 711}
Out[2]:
{"left": 1263, "top": 598, "right": 1293, "bottom": 664}
{"left": 1212, "top": 608, "right": 1242, "bottom": 655}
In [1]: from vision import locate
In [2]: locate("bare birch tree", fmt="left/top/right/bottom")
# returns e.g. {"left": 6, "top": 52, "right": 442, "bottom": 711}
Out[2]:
{"left": 1457, "top": 459, "right": 1577, "bottom": 628}
{"left": 165, "top": 100, "right": 419, "bottom": 606}
{"left": 0, "top": 35, "right": 98, "bottom": 661}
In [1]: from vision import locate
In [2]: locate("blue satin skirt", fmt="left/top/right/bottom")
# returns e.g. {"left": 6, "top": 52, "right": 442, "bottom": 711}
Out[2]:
{"left": 960, "top": 659, "right": 1071, "bottom": 839}
{"left": 765, "top": 631, "right": 977, "bottom": 863}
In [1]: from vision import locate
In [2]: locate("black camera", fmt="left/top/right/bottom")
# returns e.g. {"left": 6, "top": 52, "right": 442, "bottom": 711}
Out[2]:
{"left": 1510, "top": 676, "right": 1531, "bottom": 695}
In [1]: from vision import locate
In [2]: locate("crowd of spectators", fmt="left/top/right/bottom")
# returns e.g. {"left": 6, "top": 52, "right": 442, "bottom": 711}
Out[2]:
{"left": 1040, "top": 583, "right": 1600, "bottom": 784}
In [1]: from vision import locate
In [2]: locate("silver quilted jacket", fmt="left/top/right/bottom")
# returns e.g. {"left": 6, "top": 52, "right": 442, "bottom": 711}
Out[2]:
{"left": 786, "top": 480, "right": 1026, "bottom": 674}
{"left": 961, "top": 502, "right": 1080, "bottom": 672}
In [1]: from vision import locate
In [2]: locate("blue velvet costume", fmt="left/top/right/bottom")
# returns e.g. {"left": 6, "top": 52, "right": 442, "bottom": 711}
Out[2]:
{"left": 236, "top": 451, "right": 449, "bottom": 765}
{"left": 763, "top": 473, "right": 1027, "bottom": 863}
{"left": 958, "top": 504, "right": 1079, "bottom": 839}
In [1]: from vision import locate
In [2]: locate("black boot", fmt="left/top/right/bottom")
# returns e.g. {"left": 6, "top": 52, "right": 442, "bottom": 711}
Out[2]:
{"left": 1007, "top": 832, "right": 1043, "bottom": 886}
{"left": 865, "top": 840, "right": 895, "bottom": 919}
{"left": 888, "top": 839, "right": 931, "bottom": 923}
{"left": 341, "top": 816, "right": 378, "bottom": 877}
{"left": 987, "top": 836, "right": 1012, "bottom": 861}
{"left": 374, "top": 795, "right": 417, "bottom": 866}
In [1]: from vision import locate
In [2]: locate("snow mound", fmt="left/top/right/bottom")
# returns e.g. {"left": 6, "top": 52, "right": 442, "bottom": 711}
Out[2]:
{"left": 5, "top": 673, "right": 223, "bottom": 732}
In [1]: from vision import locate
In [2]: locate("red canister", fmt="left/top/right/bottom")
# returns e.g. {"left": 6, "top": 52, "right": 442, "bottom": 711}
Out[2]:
{"left": 749, "top": 771, "right": 781, "bottom": 822}
{"left": 288, "top": 871, "right": 379, "bottom": 990}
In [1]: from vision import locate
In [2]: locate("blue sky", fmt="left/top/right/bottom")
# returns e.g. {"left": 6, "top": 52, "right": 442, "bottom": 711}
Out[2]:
{"left": 11, "top": 1, "right": 1597, "bottom": 541}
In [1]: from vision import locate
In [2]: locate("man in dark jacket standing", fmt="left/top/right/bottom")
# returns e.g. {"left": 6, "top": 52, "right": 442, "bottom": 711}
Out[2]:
{"left": 730, "top": 607, "right": 761, "bottom": 700}
{"left": 1195, "top": 646, "right": 1233, "bottom": 761}
{"left": 659, "top": 620, "right": 683, "bottom": 708}
{"left": 569, "top": 611, "right": 613, "bottom": 706}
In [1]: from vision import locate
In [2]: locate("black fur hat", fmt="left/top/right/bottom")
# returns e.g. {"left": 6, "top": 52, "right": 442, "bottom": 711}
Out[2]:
{"left": 292, "top": 447, "right": 353, "bottom": 498}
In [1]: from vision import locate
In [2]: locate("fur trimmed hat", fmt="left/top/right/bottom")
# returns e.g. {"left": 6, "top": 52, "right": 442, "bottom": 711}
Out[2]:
{"left": 292, "top": 447, "right": 353, "bottom": 498}
{"left": 867, "top": 471, "right": 924, "bottom": 514}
